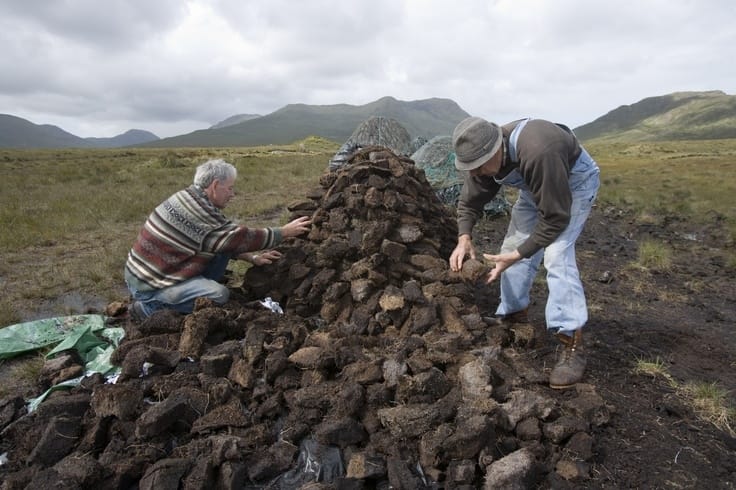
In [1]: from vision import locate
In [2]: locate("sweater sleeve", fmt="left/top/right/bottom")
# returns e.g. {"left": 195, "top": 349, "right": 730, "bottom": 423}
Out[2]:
{"left": 456, "top": 172, "right": 502, "bottom": 237}
{"left": 202, "top": 223, "right": 283, "bottom": 255}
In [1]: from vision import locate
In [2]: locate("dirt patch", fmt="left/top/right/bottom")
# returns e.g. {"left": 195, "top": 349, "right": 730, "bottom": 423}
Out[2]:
{"left": 1, "top": 147, "right": 734, "bottom": 489}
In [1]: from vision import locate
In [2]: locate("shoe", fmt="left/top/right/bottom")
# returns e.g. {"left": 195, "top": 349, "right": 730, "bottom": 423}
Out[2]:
{"left": 129, "top": 301, "right": 148, "bottom": 322}
{"left": 483, "top": 308, "right": 529, "bottom": 326}
{"left": 549, "top": 329, "right": 586, "bottom": 389}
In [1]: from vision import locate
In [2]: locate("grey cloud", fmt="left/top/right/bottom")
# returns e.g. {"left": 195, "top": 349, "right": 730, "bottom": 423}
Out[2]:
{"left": 1, "top": 0, "right": 734, "bottom": 138}
{"left": 1, "top": 0, "right": 187, "bottom": 50}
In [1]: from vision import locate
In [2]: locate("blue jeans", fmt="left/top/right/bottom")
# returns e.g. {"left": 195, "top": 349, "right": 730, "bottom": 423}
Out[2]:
{"left": 494, "top": 149, "right": 600, "bottom": 333}
{"left": 126, "top": 254, "right": 231, "bottom": 316}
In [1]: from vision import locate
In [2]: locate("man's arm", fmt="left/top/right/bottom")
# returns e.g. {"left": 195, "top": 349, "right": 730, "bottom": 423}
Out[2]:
{"left": 456, "top": 173, "right": 502, "bottom": 236}
{"left": 450, "top": 173, "right": 502, "bottom": 271}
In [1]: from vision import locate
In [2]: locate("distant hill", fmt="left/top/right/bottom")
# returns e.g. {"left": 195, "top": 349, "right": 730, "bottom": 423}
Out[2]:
{"left": 210, "top": 114, "right": 262, "bottom": 129}
{"left": 574, "top": 91, "right": 736, "bottom": 142}
{"left": 6, "top": 91, "right": 735, "bottom": 149}
{"left": 143, "top": 96, "right": 470, "bottom": 148}
{"left": 84, "top": 129, "right": 159, "bottom": 148}
{"left": 0, "top": 114, "right": 94, "bottom": 148}
{"left": 0, "top": 114, "right": 159, "bottom": 149}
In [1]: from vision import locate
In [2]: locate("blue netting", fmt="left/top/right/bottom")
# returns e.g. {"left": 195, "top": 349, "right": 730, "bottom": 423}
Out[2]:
{"left": 412, "top": 137, "right": 510, "bottom": 216}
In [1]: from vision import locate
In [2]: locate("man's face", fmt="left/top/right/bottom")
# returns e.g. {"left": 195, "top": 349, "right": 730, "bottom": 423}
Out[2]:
{"left": 208, "top": 177, "right": 235, "bottom": 209}
{"left": 469, "top": 147, "right": 503, "bottom": 178}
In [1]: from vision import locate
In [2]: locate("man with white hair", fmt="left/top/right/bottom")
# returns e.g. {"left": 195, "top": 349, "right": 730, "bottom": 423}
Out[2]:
{"left": 125, "top": 158, "right": 311, "bottom": 320}
{"left": 449, "top": 117, "right": 600, "bottom": 389}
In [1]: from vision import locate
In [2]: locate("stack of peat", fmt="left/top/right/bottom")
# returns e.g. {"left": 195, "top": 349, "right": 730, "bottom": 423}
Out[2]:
{"left": 0, "top": 147, "right": 610, "bottom": 489}
{"left": 243, "top": 145, "right": 467, "bottom": 328}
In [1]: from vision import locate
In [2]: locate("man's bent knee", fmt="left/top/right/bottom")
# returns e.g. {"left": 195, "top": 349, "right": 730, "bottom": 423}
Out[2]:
{"left": 208, "top": 283, "right": 230, "bottom": 304}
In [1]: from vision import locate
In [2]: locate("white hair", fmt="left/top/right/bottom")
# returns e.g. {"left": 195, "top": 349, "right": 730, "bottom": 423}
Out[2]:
{"left": 193, "top": 159, "right": 237, "bottom": 188}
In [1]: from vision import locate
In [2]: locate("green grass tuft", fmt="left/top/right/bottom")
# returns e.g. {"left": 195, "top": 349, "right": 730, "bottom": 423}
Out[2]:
{"left": 635, "top": 240, "right": 672, "bottom": 271}
{"left": 633, "top": 357, "right": 735, "bottom": 436}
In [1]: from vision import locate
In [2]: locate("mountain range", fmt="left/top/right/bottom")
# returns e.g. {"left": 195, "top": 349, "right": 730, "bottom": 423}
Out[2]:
{"left": 209, "top": 113, "right": 262, "bottom": 129}
{"left": 574, "top": 90, "right": 736, "bottom": 141}
{"left": 0, "top": 114, "right": 159, "bottom": 149}
{"left": 143, "top": 96, "right": 470, "bottom": 148}
{"left": 1, "top": 91, "right": 734, "bottom": 149}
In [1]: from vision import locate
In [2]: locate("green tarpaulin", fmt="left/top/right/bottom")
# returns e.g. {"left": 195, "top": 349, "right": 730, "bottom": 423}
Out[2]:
{"left": 0, "top": 314, "right": 107, "bottom": 360}
{"left": 0, "top": 314, "right": 125, "bottom": 412}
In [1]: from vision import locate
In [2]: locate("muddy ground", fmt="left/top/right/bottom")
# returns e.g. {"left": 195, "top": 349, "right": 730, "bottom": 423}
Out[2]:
{"left": 516, "top": 203, "right": 736, "bottom": 488}
{"left": 0, "top": 148, "right": 734, "bottom": 489}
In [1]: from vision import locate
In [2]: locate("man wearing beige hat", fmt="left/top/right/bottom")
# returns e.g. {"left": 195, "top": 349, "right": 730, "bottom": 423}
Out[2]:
{"left": 448, "top": 116, "right": 600, "bottom": 389}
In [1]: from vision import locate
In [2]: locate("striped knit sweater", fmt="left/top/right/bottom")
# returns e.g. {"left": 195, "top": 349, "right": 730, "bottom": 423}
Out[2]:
{"left": 125, "top": 185, "right": 281, "bottom": 290}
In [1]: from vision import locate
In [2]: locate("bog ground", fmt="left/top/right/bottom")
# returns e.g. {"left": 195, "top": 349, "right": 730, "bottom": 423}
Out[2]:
{"left": 0, "top": 148, "right": 734, "bottom": 489}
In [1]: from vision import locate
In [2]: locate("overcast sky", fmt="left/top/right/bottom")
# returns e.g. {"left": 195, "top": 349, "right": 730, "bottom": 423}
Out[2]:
{"left": 1, "top": 0, "right": 733, "bottom": 139}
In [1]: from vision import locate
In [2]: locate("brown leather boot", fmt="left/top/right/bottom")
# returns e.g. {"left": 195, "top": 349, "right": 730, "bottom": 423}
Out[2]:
{"left": 549, "top": 329, "right": 586, "bottom": 389}
{"left": 483, "top": 308, "right": 529, "bottom": 326}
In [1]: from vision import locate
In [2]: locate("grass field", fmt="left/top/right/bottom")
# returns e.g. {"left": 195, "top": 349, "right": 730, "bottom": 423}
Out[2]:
{"left": 0, "top": 137, "right": 338, "bottom": 326}
{"left": 586, "top": 139, "right": 736, "bottom": 224}
{"left": 0, "top": 137, "right": 734, "bottom": 327}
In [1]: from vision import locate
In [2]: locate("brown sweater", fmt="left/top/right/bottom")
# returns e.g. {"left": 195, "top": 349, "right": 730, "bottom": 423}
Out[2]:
{"left": 457, "top": 119, "right": 582, "bottom": 258}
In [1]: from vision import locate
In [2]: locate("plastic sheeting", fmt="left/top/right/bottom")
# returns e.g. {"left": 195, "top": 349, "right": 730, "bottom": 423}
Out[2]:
{"left": 258, "top": 297, "right": 284, "bottom": 315}
{"left": 411, "top": 136, "right": 511, "bottom": 215}
{"left": 0, "top": 314, "right": 124, "bottom": 412}
{"left": 328, "top": 117, "right": 414, "bottom": 171}
{"left": 268, "top": 437, "right": 345, "bottom": 488}
{"left": 0, "top": 314, "right": 107, "bottom": 360}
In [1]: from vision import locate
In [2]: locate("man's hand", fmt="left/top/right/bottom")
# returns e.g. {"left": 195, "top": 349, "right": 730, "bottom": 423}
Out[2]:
{"left": 236, "top": 249, "right": 282, "bottom": 266}
{"left": 281, "top": 216, "right": 312, "bottom": 238}
{"left": 449, "top": 234, "right": 476, "bottom": 272}
{"left": 482, "top": 250, "right": 522, "bottom": 283}
{"left": 252, "top": 249, "right": 282, "bottom": 266}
